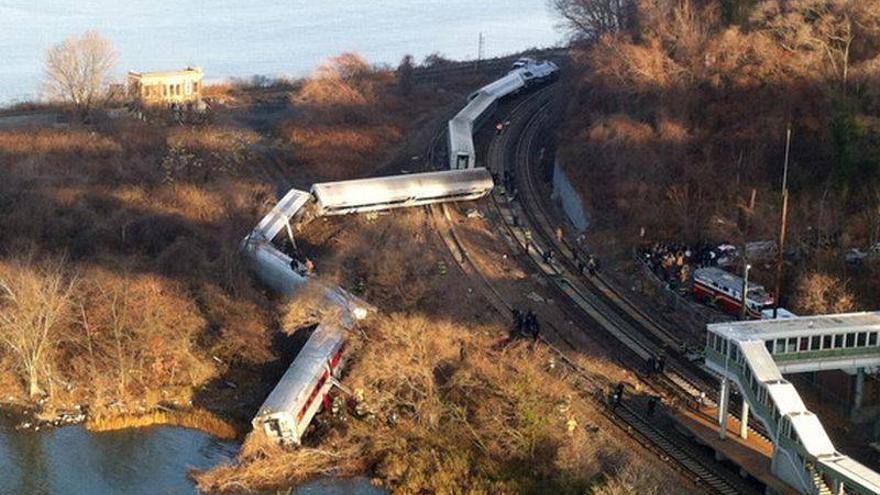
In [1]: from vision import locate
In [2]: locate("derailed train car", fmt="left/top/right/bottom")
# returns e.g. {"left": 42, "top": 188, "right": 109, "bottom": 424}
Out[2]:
{"left": 448, "top": 59, "right": 558, "bottom": 169}
{"left": 240, "top": 239, "right": 371, "bottom": 321}
{"left": 252, "top": 324, "right": 348, "bottom": 445}
{"left": 311, "top": 168, "right": 494, "bottom": 216}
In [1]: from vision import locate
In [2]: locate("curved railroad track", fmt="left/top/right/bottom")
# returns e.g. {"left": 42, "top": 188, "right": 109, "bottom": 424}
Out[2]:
{"left": 420, "top": 83, "right": 763, "bottom": 495}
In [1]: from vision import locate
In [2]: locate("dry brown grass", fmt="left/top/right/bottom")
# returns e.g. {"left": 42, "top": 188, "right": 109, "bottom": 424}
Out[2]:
{"left": 0, "top": 128, "right": 122, "bottom": 156}
{"left": 195, "top": 313, "right": 680, "bottom": 494}
{"left": 87, "top": 408, "right": 239, "bottom": 439}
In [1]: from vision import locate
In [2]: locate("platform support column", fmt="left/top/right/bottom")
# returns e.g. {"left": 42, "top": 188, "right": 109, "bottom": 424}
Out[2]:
{"left": 853, "top": 367, "right": 865, "bottom": 416}
{"left": 718, "top": 378, "right": 729, "bottom": 440}
{"left": 740, "top": 400, "right": 749, "bottom": 440}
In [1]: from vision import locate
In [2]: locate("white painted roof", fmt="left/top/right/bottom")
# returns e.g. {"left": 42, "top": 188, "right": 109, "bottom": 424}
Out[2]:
{"left": 311, "top": 168, "right": 493, "bottom": 209}
{"left": 694, "top": 266, "right": 773, "bottom": 306}
{"left": 255, "top": 324, "right": 345, "bottom": 417}
{"left": 710, "top": 311, "right": 880, "bottom": 342}
{"left": 765, "top": 381, "right": 806, "bottom": 415}
{"left": 448, "top": 117, "right": 474, "bottom": 155}
{"left": 820, "top": 455, "right": 880, "bottom": 492}
{"left": 478, "top": 71, "right": 525, "bottom": 98}
{"left": 253, "top": 188, "right": 312, "bottom": 241}
{"left": 790, "top": 412, "right": 836, "bottom": 456}
{"left": 739, "top": 341, "right": 783, "bottom": 382}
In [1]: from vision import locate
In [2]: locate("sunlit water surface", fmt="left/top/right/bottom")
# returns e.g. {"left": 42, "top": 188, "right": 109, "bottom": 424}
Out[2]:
{"left": 0, "top": 0, "right": 563, "bottom": 104}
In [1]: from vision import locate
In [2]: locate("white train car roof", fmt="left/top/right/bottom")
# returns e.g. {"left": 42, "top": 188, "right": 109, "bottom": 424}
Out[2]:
{"left": 311, "top": 168, "right": 493, "bottom": 209}
{"left": 789, "top": 412, "right": 836, "bottom": 456}
{"left": 710, "top": 311, "right": 880, "bottom": 342}
{"left": 457, "top": 92, "right": 498, "bottom": 123}
{"left": 820, "top": 456, "right": 880, "bottom": 493}
{"left": 738, "top": 340, "right": 783, "bottom": 382}
{"left": 476, "top": 71, "right": 525, "bottom": 98}
{"left": 252, "top": 188, "right": 312, "bottom": 241}
{"left": 254, "top": 324, "right": 346, "bottom": 418}
{"left": 448, "top": 117, "right": 474, "bottom": 153}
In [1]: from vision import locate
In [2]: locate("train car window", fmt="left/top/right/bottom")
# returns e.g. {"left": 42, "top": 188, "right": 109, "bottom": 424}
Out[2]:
{"left": 835, "top": 334, "right": 844, "bottom": 348}
{"left": 846, "top": 333, "right": 856, "bottom": 348}
{"left": 870, "top": 332, "right": 878, "bottom": 346}
{"left": 776, "top": 338, "right": 786, "bottom": 353}
{"left": 823, "top": 334, "right": 833, "bottom": 349}
{"left": 811, "top": 336, "right": 821, "bottom": 351}
{"left": 787, "top": 337, "right": 797, "bottom": 352}
{"left": 765, "top": 340, "right": 774, "bottom": 353}
{"left": 857, "top": 332, "right": 867, "bottom": 347}
{"left": 800, "top": 337, "right": 809, "bottom": 351}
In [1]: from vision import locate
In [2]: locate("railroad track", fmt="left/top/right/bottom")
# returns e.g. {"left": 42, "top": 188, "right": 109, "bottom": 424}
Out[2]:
{"left": 421, "top": 84, "right": 762, "bottom": 495}
{"left": 498, "top": 89, "right": 774, "bottom": 444}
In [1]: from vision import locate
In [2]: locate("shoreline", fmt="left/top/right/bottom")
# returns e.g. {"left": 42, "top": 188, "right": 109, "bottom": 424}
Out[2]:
{"left": 1, "top": 400, "right": 242, "bottom": 440}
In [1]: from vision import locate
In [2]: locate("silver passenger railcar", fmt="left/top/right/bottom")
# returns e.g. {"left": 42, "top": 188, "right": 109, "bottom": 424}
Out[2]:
{"left": 447, "top": 59, "right": 559, "bottom": 169}
{"left": 240, "top": 238, "right": 371, "bottom": 320}
{"left": 251, "top": 188, "right": 313, "bottom": 243}
{"left": 252, "top": 324, "right": 348, "bottom": 445}
{"left": 311, "top": 168, "right": 494, "bottom": 216}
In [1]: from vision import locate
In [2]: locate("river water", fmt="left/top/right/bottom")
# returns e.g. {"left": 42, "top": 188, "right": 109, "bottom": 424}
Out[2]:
{"left": 0, "top": 1, "right": 563, "bottom": 104}
{"left": 0, "top": 416, "right": 238, "bottom": 494}
{"left": 0, "top": 416, "right": 386, "bottom": 494}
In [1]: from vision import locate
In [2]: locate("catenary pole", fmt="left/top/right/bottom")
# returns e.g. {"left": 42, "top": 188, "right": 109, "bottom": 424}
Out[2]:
{"left": 773, "top": 125, "right": 792, "bottom": 318}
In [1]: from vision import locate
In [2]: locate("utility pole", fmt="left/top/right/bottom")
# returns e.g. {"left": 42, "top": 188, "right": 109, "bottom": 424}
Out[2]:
{"left": 477, "top": 32, "right": 485, "bottom": 68}
{"left": 773, "top": 125, "right": 792, "bottom": 318}
{"left": 741, "top": 263, "right": 752, "bottom": 320}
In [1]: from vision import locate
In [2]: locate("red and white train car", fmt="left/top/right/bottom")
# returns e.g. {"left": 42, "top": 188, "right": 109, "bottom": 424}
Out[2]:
{"left": 252, "top": 324, "right": 348, "bottom": 445}
{"left": 693, "top": 266, "right": 773, "bottom": 319}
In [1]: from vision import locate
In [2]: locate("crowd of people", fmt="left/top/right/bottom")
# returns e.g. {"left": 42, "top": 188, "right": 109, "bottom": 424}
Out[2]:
{"left": 638, "top": 241, "right": 739, "bottom": 292}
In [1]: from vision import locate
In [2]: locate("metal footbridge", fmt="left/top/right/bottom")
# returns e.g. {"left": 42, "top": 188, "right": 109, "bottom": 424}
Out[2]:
{"left": 706, "top": 312, "right": 880, "bottom": 494}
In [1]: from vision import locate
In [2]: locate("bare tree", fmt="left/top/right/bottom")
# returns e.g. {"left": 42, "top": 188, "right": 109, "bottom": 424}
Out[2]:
{"left": 0, "top": 255, "right": 77, "bottom": 397}
{"left": 44, "top": 30, "right": 118, "bottom": 116}
{"left": 549, "top": 0, "right": 636, "bottom": 40}
{"left": 754, "top": 0, "right": 880, "bottom": 93}
{"left": 792, "top": 271, "right": 855, "bottom": 315}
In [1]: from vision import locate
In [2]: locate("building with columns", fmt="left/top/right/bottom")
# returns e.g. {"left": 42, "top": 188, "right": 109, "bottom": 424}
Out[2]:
{"left": 127, "top": 67, "right": 204, "bottom": 107}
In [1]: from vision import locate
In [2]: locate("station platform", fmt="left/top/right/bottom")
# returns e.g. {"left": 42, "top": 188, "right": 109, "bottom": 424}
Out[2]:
{"left": 673, "top": 406, "right": 799, "bottom": 495}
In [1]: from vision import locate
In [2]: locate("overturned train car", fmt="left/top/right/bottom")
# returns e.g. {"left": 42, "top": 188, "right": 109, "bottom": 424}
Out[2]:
{"left": 252, "top": 324, "right": 348, "bottom": 445}
{"left": 311, "top": 168, "right": 494, "bottom": 216}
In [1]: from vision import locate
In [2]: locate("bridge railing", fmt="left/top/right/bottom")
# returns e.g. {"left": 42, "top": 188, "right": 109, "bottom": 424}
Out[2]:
{"left": 705, "top": 346, "right": 824, "bottom": 494}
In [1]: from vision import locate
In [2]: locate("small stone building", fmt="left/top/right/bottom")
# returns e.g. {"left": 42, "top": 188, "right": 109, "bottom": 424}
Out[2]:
{"left": 127, "top": 67, "right": 204, "bottom": 107}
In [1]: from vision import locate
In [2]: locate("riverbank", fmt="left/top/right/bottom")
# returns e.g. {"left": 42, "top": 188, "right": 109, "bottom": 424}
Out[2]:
{"left": 0, "top": 53, "right": 511, "bottom": 492}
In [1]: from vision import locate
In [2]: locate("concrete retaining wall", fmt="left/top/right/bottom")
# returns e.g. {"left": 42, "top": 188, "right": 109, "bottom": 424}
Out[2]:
{"left": 552, "top": 155, "right": 589, "bottom": 232}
